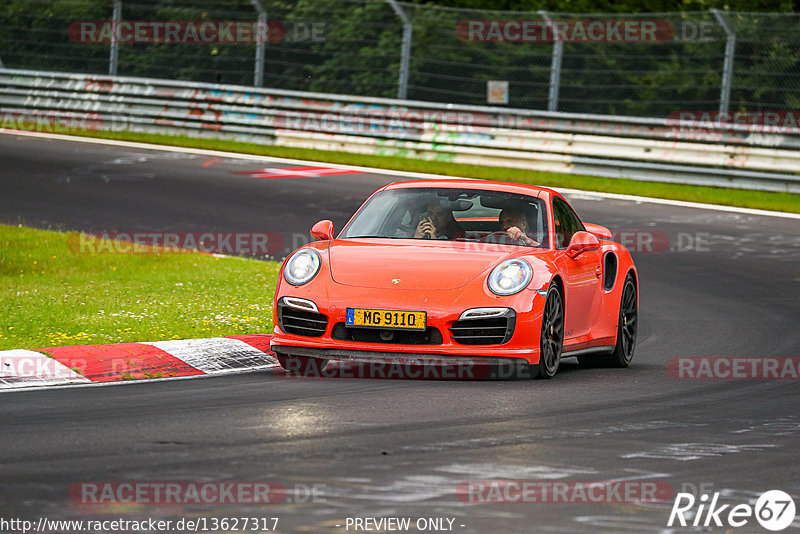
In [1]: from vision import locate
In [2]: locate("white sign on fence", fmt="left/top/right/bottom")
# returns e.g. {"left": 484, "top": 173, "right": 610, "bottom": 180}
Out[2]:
{"left": 487, "top": 80, "right": 508, "bottom": 105}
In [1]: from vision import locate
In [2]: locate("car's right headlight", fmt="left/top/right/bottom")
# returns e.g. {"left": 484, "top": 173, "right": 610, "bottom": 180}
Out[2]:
{"left": 488, "top": 259, "right": 533, "bottom": 296}
{"left": 283, "top": 249, "right": 321, "bottom": 286}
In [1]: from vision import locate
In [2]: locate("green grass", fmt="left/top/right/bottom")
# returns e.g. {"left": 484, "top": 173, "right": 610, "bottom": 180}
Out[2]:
{"left": 67, "top": 130, "right": 800, "bottom": 214}
{"left": 0, "top": 224, "right": 280, "bottom": 350}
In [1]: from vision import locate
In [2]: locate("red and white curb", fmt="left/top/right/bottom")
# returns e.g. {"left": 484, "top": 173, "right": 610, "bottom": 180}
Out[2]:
{"left": 0, "top": 334, "right": 276, "bottom": 390}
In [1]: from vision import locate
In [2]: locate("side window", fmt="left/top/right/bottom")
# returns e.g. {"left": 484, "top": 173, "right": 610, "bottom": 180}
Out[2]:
{"left": 553, "top": 197, "right": 584, "bottom": 249}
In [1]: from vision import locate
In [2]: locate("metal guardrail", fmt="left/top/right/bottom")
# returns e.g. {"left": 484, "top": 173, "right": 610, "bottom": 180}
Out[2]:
{"left": 1, "top": 68, "right": 799, "bottom": 193}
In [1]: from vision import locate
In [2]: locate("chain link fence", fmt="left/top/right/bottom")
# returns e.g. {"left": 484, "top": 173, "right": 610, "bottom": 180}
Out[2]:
{"left": 1, "top": 0, "right": 799, "bottom": 118}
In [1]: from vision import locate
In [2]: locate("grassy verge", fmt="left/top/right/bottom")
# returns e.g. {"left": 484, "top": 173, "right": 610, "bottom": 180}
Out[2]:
{"left": 0, "top": 224, "right": 279, "bottom": 350}
{"left": 65, "top": 130, "right": 800, "bottom": 214}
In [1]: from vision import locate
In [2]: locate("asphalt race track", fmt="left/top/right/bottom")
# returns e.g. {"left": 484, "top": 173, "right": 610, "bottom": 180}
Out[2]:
{"left": 2, "top": 132, "right": 800, "bottom": 533}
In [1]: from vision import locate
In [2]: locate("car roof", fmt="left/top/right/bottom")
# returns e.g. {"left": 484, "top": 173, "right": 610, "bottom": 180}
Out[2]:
{"left": 380, "top": 178, "right": 560, "bottom": 201}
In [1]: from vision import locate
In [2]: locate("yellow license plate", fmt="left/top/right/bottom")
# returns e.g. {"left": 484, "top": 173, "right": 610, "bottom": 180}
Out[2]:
{"left": 346, "top": 308, "right": 426, "bottom": 330}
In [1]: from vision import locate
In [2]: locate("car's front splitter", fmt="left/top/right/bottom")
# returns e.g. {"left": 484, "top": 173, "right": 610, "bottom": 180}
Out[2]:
{"left": 271, "top": 346, "right": 539, "bottom": 380}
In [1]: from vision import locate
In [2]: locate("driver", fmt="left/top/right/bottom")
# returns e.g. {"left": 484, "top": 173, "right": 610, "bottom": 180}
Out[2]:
{"left": 414, "top": 201, "right": 465, "bottom": 240}
{"left": 499, "top": 208, "right": 539, "bottom": 246}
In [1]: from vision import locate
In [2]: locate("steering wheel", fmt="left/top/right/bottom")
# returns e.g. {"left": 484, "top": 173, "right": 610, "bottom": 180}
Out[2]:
{"left": 483, "top": 231, "right": 523, "bottom": 244}
{"left": 396, "top": 223, "right": 414, "bottom": 237}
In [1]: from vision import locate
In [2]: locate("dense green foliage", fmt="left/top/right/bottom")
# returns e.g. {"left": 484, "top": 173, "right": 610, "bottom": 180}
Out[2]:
{"left": 1, "top": 0, "right": 799, "bottom": 115}
{"left": 417, "top": 0, "right": 794, "bottom": 12}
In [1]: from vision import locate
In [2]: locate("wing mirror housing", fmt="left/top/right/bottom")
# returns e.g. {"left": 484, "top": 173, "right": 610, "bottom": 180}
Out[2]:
{"left": 566, "top": 231, "right": 601, "bottom": 259}
{"left": 583, "top": 223, "right": 612, "bottom": 240}
{"left": 310, "top": 220, "right": 334, "bottom": 241}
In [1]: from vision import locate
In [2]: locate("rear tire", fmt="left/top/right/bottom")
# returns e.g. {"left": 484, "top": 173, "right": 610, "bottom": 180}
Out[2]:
{"left": 577, "top": 273, "right": 637, "bottom": 368}
{"left": 535, "top": 282, "right": 564, "bottom": 379}
{"left": 609, "top": 274, "right": 638, "bottom": 367}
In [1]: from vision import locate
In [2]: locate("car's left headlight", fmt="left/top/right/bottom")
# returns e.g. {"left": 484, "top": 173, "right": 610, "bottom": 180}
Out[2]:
{"left": 284, "top": 249, "right": 321, "bottom": 286}
{"left": 488, "top": 259, "right": 533, "bottom": 296}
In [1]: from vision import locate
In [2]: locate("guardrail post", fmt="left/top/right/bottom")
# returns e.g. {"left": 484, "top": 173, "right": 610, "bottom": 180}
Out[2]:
{"left": 250, "top": 0, "right": 267, "bottom": 87}
{"left": 539, "top": 11, "right": 563, "bottom": 112}
{"left": 108, "top": 0, "right": 122, "bottom": 75}
{"left": 711, "top": 9, "right": 735, "bottom": 114}
{"left": 386, "top": 0, "right": 412, "bottom": 100}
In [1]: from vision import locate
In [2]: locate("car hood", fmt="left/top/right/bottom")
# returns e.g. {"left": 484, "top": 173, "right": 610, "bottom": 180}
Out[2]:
{"left": 328, "top": 238, "right": 515, "bottom": 290}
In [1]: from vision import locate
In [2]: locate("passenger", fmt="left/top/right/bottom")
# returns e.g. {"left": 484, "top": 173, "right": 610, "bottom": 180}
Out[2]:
{"left": 499, "top": 208, "right": 539, "bottom": 246}
{"left": 414, "top": 201, "right": 465, "bottom": 240}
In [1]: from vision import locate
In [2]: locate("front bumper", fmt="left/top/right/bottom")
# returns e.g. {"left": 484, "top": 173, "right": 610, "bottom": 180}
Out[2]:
{"left": 270, "top": 285, "right": 546, "bottom": 366}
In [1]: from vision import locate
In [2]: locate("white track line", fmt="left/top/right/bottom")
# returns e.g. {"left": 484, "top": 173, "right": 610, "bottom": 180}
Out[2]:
{"left": 556, "top": 188, "right": 800, "bottom": 219}
{"left": 3, "top": 130, "right": 799, "bottom": 220}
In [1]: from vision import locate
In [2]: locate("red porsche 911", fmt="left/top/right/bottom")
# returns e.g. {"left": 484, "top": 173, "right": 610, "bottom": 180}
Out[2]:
{"left": 271, "top": 179, "right": 638, "bottom": 379}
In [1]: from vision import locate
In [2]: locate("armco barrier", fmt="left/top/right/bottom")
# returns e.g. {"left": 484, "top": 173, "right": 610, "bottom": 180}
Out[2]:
{"left": 1, "top": 68, "right": 799, "bottom": 193}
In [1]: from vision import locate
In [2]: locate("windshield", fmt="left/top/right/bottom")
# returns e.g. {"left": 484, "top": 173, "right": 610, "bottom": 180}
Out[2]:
{"left": 340, "top": 187, "right": 548, "bottom": 248}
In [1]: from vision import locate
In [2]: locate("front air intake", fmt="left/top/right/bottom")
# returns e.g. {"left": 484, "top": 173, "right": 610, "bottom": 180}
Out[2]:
{"left": 450, "top": 310, "right": 516, "bottom": 345}
{"left": 332, "top": 324, "right": 443, "bottom": 345}
{"left": 278, "top": 302, "right": 328, "bottom": 337}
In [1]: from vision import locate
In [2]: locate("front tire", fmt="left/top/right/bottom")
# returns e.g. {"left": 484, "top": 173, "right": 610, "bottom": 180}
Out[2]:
{"left": 535, "top": 282, "right": 564, "bottom": 379}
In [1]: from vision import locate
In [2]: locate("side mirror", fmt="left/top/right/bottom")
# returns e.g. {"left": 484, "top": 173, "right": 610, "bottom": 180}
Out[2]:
{"left": 583, "top": 223, "right": 612, "bottom": 240}
{"left": 310, "top": 220, "right": 334, "bottom": 241}
{"left": 566, "top": 231, "right": 600, "bottom": 259}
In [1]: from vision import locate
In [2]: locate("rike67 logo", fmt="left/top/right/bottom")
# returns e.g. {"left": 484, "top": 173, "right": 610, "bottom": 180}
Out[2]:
{"left": 668, "top": 490, "right": 796, "bottom": 531}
